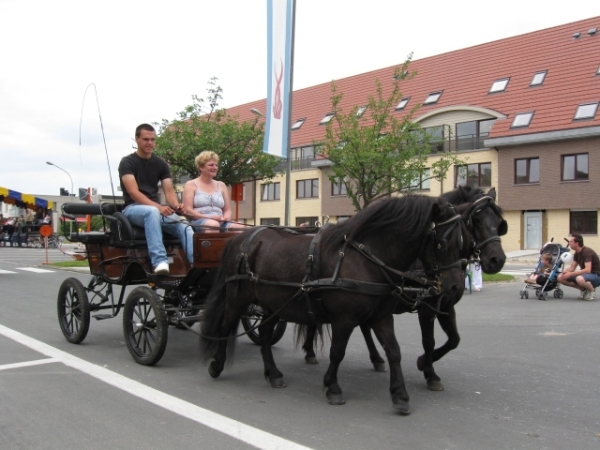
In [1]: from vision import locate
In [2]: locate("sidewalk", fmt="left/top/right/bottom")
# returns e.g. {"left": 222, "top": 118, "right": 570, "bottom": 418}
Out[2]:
{"left": 505, "top": 249, "right": 539, "bottom": 264}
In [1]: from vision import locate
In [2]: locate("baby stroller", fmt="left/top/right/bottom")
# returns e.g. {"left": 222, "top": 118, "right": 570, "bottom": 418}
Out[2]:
{"left": 519, "top": 238, "right": 571, "bottom": 300}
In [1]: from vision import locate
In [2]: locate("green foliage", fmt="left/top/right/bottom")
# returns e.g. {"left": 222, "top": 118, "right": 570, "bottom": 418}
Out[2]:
{"left": 318, "top": 56, "right": 464, "bottom": 211}
{"left": 154, "top": 78, "right": 281, "bottom": 186}
{"left": 482, "top": 273, "right": 514, "bottom": 282}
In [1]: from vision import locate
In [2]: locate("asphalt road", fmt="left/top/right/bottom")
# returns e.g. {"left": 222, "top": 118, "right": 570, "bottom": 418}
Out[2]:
{"left": 0, "top": 248, "right": 599, "bottom": 450}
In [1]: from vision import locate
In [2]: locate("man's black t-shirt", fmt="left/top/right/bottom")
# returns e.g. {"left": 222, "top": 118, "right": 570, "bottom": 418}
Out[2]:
{"left": 118, "top": 152, "right": 171, "bottom": 206}
{"left": 574, "top": 246, "right": 600, "bottom": 275}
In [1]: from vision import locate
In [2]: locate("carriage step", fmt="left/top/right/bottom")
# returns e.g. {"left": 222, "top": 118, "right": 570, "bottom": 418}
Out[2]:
{"left": 93, "top": 314, "right": 115, "bottom": 320}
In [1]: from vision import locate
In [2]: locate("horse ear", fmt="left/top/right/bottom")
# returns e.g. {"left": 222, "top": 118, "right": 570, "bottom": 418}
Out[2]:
{"left": 431, "top": 202, "right": 441, "bottom": 221}
{"left": 498, "top": 219, "right": 508, "bottom": 236}
{"left": 487, "top": 187, "right": 497, "bottom": 201}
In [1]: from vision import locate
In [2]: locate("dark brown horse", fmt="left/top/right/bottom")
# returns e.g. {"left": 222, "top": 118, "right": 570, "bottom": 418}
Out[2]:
{"left": 301, "top": 186, "right": 507, "bottom": 391}
{"left": 200, "top": 195, "right": 467, "bottom": 414}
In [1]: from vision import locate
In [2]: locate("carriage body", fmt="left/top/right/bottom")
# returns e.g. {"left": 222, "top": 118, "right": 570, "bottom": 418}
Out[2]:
{"left": 56, "top": 202, "right": 284, "bottom": 366}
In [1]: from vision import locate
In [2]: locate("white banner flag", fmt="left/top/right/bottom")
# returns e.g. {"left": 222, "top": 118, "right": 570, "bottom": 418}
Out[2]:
{"left": 264, "top": 0, "right": 295, "bottom": 158}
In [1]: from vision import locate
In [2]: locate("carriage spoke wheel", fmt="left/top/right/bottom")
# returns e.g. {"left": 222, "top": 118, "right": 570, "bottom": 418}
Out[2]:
{"left": 57, "top": 277, "right": 90, "bottom": 344}
{"left": 123, "top": 287, "right": 168, "bottom": 366}
{"left": 241, "top": 304, "right": 288, "bottom": 346}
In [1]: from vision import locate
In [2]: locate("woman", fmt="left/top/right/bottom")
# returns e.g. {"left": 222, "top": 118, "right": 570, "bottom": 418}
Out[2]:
{"left": 183, "top": 151, "right": 244, "bottom": 233}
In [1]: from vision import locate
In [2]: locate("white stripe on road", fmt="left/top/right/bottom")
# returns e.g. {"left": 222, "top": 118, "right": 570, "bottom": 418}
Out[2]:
{"left": 0, "top": 324, "right": 313, "bottom": 450}
{"left": 0, "top": 269, "right": 18, "bottom": 274}
{"left": 0, "top": 358, "right": 60, "bottom": 371}
{"left": 16, "top": 267, "right": 55, "bottom": 273}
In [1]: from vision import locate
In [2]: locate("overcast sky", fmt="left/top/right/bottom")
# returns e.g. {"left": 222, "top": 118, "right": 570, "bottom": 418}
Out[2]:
{"left": 1, "top": 0, "right": 599, "bottom": 198}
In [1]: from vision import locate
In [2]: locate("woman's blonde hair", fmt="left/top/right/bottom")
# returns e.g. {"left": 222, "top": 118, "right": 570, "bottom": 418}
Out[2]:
{"left": 195, "top": 151, "right": 219, "bottom": 169}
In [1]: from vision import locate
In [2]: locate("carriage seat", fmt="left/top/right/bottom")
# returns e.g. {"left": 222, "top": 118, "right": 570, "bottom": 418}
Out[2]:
{"left": 109, "top": 212, "right": 183, "bottom": 248}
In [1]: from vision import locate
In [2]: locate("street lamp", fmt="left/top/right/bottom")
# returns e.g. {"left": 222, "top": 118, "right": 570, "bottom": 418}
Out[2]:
{"left": 46, "top": 161, "right": 74, "bottom": 236}
{"left": 250, "top": 108, "right": 264, "bottom": 117}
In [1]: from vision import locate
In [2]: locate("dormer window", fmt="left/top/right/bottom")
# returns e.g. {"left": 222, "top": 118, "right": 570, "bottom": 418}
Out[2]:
{"left": 530, "top": 71, "right": 547, "bottom": 86}
{"left": 511, "top": 111, "right": 534, "bottom": 128}
{"left": 291, "top": 118, "right": 306, "bottom": 130}
{"left": 395, "top": 97, "right": 410, "bottom": 110}
{"left": 320, "top": 113, "right": 334, "bottom": 124}
{"left": 489, "top": 78, "right": 509, "bottom": 93}
{"left": 574, "top": 102, "right": 599, "bottom": 120}
{"left": 424, "top": 91, "right": 442, "bottom": 105}
{"left": 356, "top": 106, "right": 367, "bottom": 117}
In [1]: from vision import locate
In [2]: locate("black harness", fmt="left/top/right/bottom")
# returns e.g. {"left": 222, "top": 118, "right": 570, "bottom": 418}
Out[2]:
{"left": 461, "top": 195, "right": 504, "bottom": 258}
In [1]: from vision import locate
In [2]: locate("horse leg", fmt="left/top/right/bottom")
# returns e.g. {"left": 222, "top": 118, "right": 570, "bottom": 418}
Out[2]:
{"left": 416, "top": 308, "right": 444, "bottom": 391}
{"left": 208, "top": 304, "right": 247, "bottom": 379}
{"left": 323, "top": 321, "right": 355, "bottom": 406}
{"left": 303, "top": 325, "right": 319, "bottom": 364}
{"left": 431, "top": 305, "right": 460, "bottom": 364}
{"left": 371, "top": 315, "right": 410, "bottom": 414}
{"left": 259, "top": 312, "right": 286, "bottom": 388}
{"left": 359, "top": 324, "right": 387, "bottom": 372}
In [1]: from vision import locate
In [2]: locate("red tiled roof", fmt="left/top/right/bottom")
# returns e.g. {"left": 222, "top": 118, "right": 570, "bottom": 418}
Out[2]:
{"left": 227, "top": 16, "right": 600, "bottom": 146}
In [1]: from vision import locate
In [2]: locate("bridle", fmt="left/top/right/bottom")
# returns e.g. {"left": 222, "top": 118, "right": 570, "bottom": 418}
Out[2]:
{"left": 460, "top": 195, "right": 506, "bottom": 258}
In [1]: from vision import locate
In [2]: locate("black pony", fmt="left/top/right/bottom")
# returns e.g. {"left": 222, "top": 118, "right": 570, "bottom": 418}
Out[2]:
{"left": 302, "top": 186, "right": 507, "bottom": 391}
{"left": 200, "top": 195, "right": 467, "bottom": 414}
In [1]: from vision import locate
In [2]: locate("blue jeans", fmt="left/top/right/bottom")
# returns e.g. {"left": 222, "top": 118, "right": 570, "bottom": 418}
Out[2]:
{"left": 567, "top": 272, "right": 600, "bottom": 288}
{"left": 123, "top": 204, "right": 194, "bottom": 267}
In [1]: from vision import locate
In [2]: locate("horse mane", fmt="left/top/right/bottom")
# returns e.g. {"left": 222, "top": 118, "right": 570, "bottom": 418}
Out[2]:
{"left": 442, "top": 186, "right": 503, "bottom": 214}
{"left": 321, "top": 195, "right": 439, "bottom": 248}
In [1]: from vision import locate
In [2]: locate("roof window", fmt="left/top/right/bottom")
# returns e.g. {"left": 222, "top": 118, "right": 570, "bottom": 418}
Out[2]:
{"left": 511, "top": 112, "right": 534, "bottom": 128}
{"left": 291, "top": 118, "right": 306, "bottom": 130}
{"left": 423, "top": 91, "right": 442, "bottom": 105}
{"left": 530, "top": 71, "right": 547, "bottom": 86}
{"left": 574, "top": 102, "right": 599, "bottom": 120}
{"left": 320, "top": 113, "right": 334, "bottom": 124}
{"left": 489, "top": 78, "right": 509, "bottom": 93}
{"left": 356, "top": 106, "right": 367, "bottom": 117}
{"left": 395, "top": 97, "right": 410, "bottom": 110}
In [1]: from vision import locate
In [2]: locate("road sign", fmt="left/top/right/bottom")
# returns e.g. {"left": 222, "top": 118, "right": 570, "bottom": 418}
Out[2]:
{"left": 39, "top": 225, "right": 53, "bottom": 237}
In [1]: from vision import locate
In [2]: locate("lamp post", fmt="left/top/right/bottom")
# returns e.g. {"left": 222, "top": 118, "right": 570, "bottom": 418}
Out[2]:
{"left": 46, "top": 161, "right": 74, "bottom": 236}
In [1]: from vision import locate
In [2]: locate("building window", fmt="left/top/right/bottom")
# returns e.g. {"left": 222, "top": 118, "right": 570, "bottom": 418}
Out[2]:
{"left": 296, "top": 216, "right": 318, "bottom": 227}
{"left": 320, "top": 113, "right": 334, "bottom": 124}
{"left": 406, "top": 169, "right": 431, "bottom": 191}
{"left": 562, "top": 153, "right": 589, "bottom": 181}
{"left": 530, "top": 71, "right": 547, "bottom": 86}
{"left": 297, "top": 179, "right": 319, "bottom": 199}
{"left": 511, "top": 112, "right": 534, "bottom": 128}
{"left": 331, "top": 177, "right": 347, "bottom": 196}
{"left": 395, "top": 97, "right": 410, "bottom": 110}
{"left": 574, "top": 102, "right": 599, "bottom": 120}
{"left": 455, "top": 119, "right": 496, "bottom": 150}
{"left": 261, "top": 182, "right": 280, "bottom": 201}
{"left": 515, "top": 158, "right": 540, "bottom": 184}
{"left": 423, "top": 126, "right": 446, "bottom": 153}
{"left": 356, "top": 106, "right": 367, "bottom": 117}
{"left": 423, "top": 91, "right": 442, "bottom": 105}
{"left": 260, "top": 218, "right": 280, "bottom": 226}
{"left": 291, "top": 118, "right": 306, "bottom": 130}
{"left": 455, "top": 163, "right": 492, "bottom": 188}
{"left": 570, "top": 211, "right": 597, "bottom": 234}
{"left": 489, "top": 78, "right": 510, "bottom": 93}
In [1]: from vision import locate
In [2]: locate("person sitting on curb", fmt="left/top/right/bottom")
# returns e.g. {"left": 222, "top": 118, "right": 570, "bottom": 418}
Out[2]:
{"left": 524, "top": 252, "right": 553, "bottom": 285}
{"left": 557, "top": 234, "right": 600, "bottom": 301}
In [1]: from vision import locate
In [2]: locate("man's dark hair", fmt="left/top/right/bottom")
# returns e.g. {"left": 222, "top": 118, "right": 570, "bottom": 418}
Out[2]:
{"left": 571, "top": 234, "right": 584, "bottom": 247}
{"left": 135, "top": 123, "right": 156, "bottom": 137}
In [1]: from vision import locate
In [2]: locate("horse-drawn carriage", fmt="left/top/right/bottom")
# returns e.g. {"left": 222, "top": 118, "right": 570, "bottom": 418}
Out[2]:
{"left": 56, "top": 202, "right": 286, "bottom": 366}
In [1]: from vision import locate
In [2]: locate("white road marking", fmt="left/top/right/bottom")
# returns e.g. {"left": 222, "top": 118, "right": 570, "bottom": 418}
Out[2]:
{"left": 0, "top": 324, "right": 313, "bottom": 450}
{"left": 0, "top": 269, "right": 18, "bottom": 274}
{"left": 0, "top": 357, "right": 60, "bottom": 371}
{"left": 15, "top": 267, "right": 55, "bottom": 273}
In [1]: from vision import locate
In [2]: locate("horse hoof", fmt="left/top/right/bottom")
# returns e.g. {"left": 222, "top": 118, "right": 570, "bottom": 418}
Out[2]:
{"left": 326, "top": 390, "right": 346, "bottom": 405}
{"left": 269, "top": 378, "right": 287, "bottom": 388}
{"left": 305, "top": 356, "right": 319, "bottom": 365}
{"left": 373, "top": 362, "right": 387, "bottom": 372}
{"left": 393, "top": 400, "right": 411, "bottom": 415}
{"left": 208, "top": 361, "right": 221, "bottom": 379}
{"left": 427, "top": 380, "right": 445, "bottom": 391}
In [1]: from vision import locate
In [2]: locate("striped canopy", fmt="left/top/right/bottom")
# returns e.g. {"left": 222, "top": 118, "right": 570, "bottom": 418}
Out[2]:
{"left": 0, "top": 186, "right": 54, "bottom": 210}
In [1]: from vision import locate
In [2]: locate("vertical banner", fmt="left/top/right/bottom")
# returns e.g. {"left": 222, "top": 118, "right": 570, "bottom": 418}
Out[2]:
{"left": 265, "top": 0, "right": 295, "bottom": 158}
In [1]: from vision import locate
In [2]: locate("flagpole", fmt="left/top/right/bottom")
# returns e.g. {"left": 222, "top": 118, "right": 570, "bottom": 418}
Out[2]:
{"left": 283, "top": 0, "right": 296, "bottom": 226}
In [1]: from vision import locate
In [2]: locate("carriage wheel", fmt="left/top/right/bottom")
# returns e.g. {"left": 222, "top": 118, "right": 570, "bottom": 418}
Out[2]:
{"left": 57, "top": 277, "right": 90, "bottom": 344}
{"left": 519, "top": 289, "right": 526, "bottom": 299}
{"left": 556, "top": 289, "right": 564, "bottom": 299}
{"left": 241, "top": 305, "right": 288, "bottom": 346}
{"left": 523, "top": 290, "right": 529, "bottom": 299}
{"left": 123, "top": 287, "right": 168, "bottom": 366}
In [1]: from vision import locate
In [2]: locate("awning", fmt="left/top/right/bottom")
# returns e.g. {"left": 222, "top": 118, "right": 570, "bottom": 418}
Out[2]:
{"left": 0, "top": 186, "right": 54, "bottom": 210}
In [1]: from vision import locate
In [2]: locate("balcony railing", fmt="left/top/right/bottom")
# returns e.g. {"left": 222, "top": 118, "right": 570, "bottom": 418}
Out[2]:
{"left": 429, "top": 133, "right": 490, "bottom": 153}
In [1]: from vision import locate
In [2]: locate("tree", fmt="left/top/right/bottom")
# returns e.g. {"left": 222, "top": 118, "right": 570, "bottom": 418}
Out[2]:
{"left": 318, "top": 56, "right": 464, "bottom": 211}
{"left": 154, "top": 78, "right": 281, "bottom": 186}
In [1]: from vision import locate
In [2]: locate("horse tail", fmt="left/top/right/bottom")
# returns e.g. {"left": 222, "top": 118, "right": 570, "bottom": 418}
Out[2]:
{"left": 199, "top": 240, "right": 240, "bottom": 362}
{"left": 294, "top": 323, "right": 328, "bottom": 352}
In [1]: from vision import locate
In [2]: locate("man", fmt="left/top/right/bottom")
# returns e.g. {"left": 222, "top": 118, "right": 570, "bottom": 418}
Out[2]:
{"left": 118, "top": 123, "right": 194, "bottom": 275}
{"left": 557, "top": 234, "right": 600, "bottom": 300}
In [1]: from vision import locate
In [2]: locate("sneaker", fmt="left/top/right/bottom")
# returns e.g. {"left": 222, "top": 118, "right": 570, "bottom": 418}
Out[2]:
{"left": 524, "top": 279, "right": 535, "bottom": 284}
{"left": 577, "top": 290, "right": 586, "bottom": 299}
{"left": 583, "top": 290, "right": 596, "bottom": 301}
{"left": 154, "top": 262, "right": 170, "bottom": 275}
